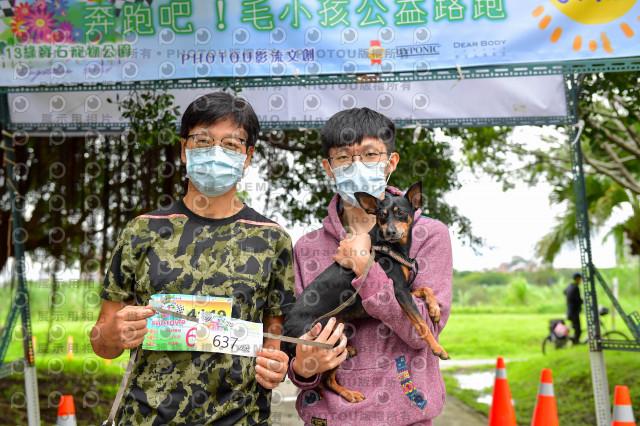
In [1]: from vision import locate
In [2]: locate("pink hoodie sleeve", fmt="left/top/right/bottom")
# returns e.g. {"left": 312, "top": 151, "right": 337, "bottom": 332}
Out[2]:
{"left": 287, "top": 243, "right": 323, "bottom": 389}
{"left": 351, "top": 219, "right": 453, "bottom": 350}
{"left": 287, "top": 357, "right": 322, "bottom": 389}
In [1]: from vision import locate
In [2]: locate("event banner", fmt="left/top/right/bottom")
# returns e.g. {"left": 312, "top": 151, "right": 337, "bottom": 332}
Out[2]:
{"left": 0, "top": 0, "right": 639, "bottom": 86}
{"left": 7, "top": 75, "right": 569, "bottom": 132}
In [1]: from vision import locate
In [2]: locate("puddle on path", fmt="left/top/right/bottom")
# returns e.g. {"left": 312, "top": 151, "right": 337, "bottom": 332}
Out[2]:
{"left": 453, "top": 371, "right": 494, "bottom": 391}
{"left": 452, "top": 371, "right": 495, "bottom": 406}
{"left": 477, "top": 394, "right": 493, "bottom": 405}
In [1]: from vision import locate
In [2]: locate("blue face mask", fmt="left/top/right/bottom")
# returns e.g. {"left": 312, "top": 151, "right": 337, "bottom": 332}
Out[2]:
{"left": 332, "top": 161, "right": 391, "bottom": 207}
{"left": 185, "top": 146, "right": 247, "bottom": 198}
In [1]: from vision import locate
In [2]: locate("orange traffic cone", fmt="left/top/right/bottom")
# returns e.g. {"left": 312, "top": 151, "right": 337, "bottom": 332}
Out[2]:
{"left": 531, "top": 368, "right": 559, "bottom": 426}
{"left": 55, "top": 395, "right": 77, "bottom": 426}
{"left": 612, "top": 385, "right": 636, "bottom": 426}
{"left": 489, "top": 357, "right": 516, "bottom": 426}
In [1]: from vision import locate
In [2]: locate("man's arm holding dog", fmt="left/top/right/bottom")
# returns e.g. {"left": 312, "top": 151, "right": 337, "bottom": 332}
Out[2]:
{"left": 333, "top": 220, "right": 453, "bottom": 350}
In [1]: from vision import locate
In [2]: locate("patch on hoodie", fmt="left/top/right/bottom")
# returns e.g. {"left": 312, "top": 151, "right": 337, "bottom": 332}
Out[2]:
{"left": 311, "top": 416, "right": 327, "bottom": 425}
{"left": 395, "top": 355, "right": 427, "bottom": 411}
{"left": 301, "top": 389, "right": 323, "bottom": 407}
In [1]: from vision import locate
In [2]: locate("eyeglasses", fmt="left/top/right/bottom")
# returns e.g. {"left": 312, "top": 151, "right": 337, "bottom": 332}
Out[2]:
{"left": 187, "top": 134, "right": 247, "bottom": 153}
{"left": 329, "top": 147, "right": 389, "bottom": 168}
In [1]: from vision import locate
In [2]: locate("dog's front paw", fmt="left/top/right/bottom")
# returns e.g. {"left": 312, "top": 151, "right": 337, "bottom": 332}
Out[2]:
{"left": 339, "top": 389, "right": 366, "bottom": 403}
{"left": 432, "top": 346, "right": 450, "bottom": 360}
{"left": 346, "top": 345, "right": 357, "bottom": 358}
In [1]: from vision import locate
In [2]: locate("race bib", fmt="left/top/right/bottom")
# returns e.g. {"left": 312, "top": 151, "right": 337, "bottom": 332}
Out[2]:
{"left": 142, "top": 294, "right": 233, "bottom": 352}
{"left": 195, "top": 312, "right": 264, "bottom": 357}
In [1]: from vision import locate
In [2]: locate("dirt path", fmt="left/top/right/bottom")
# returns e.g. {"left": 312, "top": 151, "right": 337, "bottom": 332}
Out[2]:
{"left": 433, "top": 395, "right": 487, "bottom": 425}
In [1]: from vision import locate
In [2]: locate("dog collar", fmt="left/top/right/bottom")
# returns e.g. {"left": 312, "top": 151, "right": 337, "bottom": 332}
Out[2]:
{"left": 371, "top": 245, "right": 417, "bottom": 270}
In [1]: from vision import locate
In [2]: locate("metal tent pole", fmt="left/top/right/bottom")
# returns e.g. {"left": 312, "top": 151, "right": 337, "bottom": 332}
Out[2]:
{"left": 567, "top": 77, "right": 610, "bottom": 426}
{"left": 0, "top": 93, "right": 40, "bottom": 426}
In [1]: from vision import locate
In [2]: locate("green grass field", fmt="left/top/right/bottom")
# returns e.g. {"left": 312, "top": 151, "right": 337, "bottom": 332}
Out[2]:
{"left": 441, "top": 312, "right": 549, "bottom": 359}
{"left": 443, "top": 348, "right": 640, "bottom": 425}
{"left": 439, "top": 311, "right": 635, "bottom": 360}
{"left": 440, "top": 310, "right": 640, "bottom": 425}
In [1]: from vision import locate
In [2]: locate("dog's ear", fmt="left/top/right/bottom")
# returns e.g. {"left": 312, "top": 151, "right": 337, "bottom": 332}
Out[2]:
{"left": 405, "top": 181, "right": 423, "bottom": 210}
{"left": 354, "top": 192, "right": 379, "bottom": 215}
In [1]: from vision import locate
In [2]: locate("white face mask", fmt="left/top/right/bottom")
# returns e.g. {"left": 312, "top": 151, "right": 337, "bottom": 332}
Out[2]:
{"left": 185, "top": 146, "right": 246, "bottom": 197}
{"left": 331, "top": 161, "right": 391, "bottom": 207}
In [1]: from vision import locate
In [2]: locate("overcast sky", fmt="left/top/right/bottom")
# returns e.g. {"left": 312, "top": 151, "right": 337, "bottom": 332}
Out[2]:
{"left": 442, "top": 125, "right": 617, "bottom": 271}
{"left": 443, "top": 170, "right": 617, "bottom": 271}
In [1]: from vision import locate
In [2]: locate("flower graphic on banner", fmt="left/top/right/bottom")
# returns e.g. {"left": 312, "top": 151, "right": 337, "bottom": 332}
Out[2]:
{"left": 10, "top": 17, "right": 28, "bottom": 37}
{"left": 34, "top": 0, "right": 47, "bottom": 11}
{"left": 24, "top": 6, "right": 58, "bottom": 42}
{"left": 48, "top": 0, "right": 70, "bottom": 17}
{"left": 10, "top": 0, "right": 80, "bottom": 43}
{"left": 14, "top": 2, "right": 34, "bottom": 19}
{"left": 532, "top": 0, "right": 638, "bottom": 53}
{"left": 56, "top": 20, "right": 74, "bottom": 41}
{"left": 71, "top": 26, "right": 83, "bottom": 41}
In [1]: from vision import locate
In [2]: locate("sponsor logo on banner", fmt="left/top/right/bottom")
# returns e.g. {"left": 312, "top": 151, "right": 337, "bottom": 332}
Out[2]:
{"left": 396, "top": 44, "right": 441, "bottom": 58}
{"left": 367, "top": 40, "right": 385, "bottom": 65}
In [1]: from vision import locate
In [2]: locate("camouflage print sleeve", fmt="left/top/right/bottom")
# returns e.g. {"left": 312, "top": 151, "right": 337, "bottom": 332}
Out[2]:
{"left": 264, "top": 232, "right": 296, "bottom": 317}
{"left": 100, "top": 222, "right": 136, "bottom": 303}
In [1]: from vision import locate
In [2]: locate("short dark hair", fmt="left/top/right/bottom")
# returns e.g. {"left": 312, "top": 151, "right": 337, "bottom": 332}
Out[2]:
{"left": 320, "top": 107, "right": 395, "bottom": 158}
{"left": 180, "top": 92, "right": 260, "bottom": 147}
{"left": 572, "top": 272, "right": 583, "bottom": 280}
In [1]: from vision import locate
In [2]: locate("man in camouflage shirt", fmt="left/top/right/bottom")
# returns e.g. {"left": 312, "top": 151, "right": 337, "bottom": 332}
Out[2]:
{"left": 91, "top": 92, "right": 296, "bottom": 425}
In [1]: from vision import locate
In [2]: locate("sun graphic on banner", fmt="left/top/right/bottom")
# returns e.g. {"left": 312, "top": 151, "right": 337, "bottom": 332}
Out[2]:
{"left": 532, "top": 0, "right": 637, "bottom": 53}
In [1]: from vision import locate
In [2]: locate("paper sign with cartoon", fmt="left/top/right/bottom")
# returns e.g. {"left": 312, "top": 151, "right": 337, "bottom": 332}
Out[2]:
{"left": 142, "top": 294, "right": 232, "bottom": 351}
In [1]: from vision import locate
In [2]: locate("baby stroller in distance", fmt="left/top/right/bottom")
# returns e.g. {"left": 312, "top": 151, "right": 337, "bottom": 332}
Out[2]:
{"left": 542, "top": 318, "right": 572, "bottom": 354}
{"left": 542, "top": 306, "right": 630, "bottom": 354}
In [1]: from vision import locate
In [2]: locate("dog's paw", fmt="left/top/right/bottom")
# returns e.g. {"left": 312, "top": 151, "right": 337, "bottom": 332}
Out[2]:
{"left": 411, "top": 287, "right": 441, "bottom": 323}
{"left": 432, "top": 346, "right": 450, "bottom": 360}
{"left": 346, "top": 346, "right": 357, "bottom": 358}
{"left": 429, "top": 303, "right": 441, "bottom": 323}
{"left": 339, "top": 390, "right": 366, "bottom": 403}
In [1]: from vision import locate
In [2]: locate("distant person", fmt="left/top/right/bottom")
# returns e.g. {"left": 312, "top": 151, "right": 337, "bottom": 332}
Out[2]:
{"left": 565, "top": 272, "right": 584, "bottom": 343}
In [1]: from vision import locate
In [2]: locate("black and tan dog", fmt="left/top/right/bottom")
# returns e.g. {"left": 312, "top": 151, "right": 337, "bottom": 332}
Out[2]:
{"left": 282, "top": 181, "right": 449, "bottom": 403}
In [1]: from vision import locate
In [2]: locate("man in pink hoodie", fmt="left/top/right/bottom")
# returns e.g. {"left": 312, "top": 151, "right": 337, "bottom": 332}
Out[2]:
{"left": 286, "top": 107, "right": 453, "bottom": 425}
